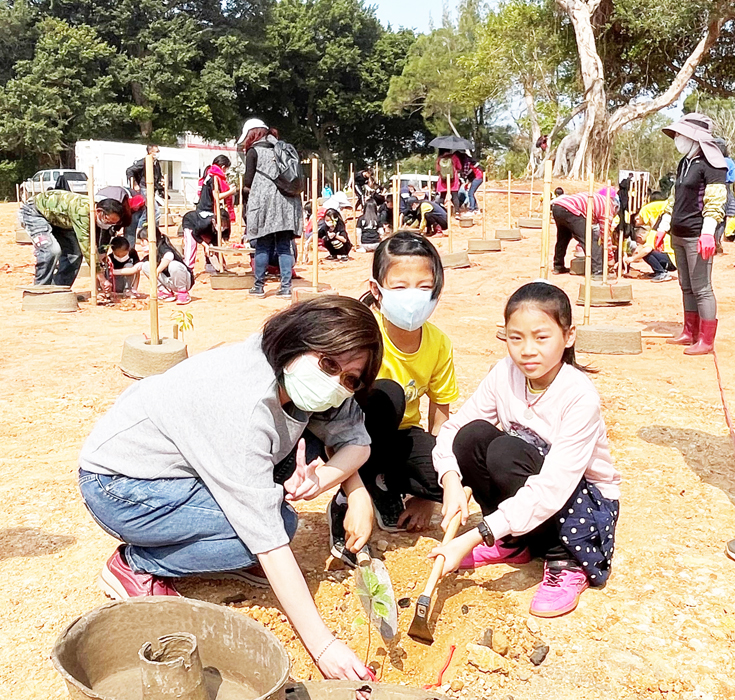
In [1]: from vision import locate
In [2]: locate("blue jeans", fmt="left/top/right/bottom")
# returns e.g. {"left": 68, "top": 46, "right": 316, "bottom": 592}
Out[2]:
{"left": 467, "top": 178, "right": 482, "bottom": 210}
{"left": 20, "top": 202, "right": 83, "bottom": 285}
{"left": 78, "top": 470, "right": 299, "bottom": 577}
{"left": 643, "top": 250, "right": 676, "bottom": 275}
{"left": 253, "top": 230, "right": 294, "bottom": 291}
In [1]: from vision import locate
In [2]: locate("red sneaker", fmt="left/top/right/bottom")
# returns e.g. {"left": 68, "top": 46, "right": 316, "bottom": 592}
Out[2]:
{"left": 98, "top": 546, "right": 180, "bottom": 600}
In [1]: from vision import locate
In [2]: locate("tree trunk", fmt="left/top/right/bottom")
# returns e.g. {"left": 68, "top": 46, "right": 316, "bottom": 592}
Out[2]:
{"left": 131, "top": 81, "right": 153, "bottom": 139}
{"left": 557, "top": 0, "right": 607, "bottom": 179}
{"left": 524, "top": 86, "right": 541, "bottom": 177}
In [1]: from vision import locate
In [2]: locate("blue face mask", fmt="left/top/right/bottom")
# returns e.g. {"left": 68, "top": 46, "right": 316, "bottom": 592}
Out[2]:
{"left": 376, "top": 284, "right": 438, "bottom": 332}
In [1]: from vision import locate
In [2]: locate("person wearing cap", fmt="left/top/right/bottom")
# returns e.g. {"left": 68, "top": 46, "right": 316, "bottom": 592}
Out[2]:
{"left": 237, "top": 118, "right": 302, "bottom": 299}
{"left": 656, "top": 113, "right": 728, "bottom": 355}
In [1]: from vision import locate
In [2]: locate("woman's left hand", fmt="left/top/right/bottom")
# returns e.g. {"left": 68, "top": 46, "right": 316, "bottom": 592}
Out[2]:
{"left": 284, "top": 439, "right": 321, "bottom": 501}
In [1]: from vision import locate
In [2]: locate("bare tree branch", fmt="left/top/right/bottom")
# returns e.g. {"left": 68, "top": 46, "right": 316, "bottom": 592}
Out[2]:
{"left": 607, "top": 15, "right": 728, "bottom": 135}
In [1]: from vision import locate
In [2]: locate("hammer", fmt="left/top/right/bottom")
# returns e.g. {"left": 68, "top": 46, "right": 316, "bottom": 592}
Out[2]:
{"left": 407, "top": 489, "right": 470, "bottom": 645}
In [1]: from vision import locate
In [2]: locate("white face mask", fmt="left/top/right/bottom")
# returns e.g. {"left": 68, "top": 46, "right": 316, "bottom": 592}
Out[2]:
{"left": 376, "top": 284, "right": 438, "bottom": 332}
{"left": 113, "top": 253, "right": 130, "bottom": 263}
{"left": 675, "top": 134, "right": 699, "bottom": 157}
{"left": 282, "top": 354, "right": 353, "bottom": 413}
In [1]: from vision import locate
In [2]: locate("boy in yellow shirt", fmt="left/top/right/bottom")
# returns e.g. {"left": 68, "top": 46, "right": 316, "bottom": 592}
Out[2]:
{"left": 625, "top": 193, "right": 677, "bottom": 281}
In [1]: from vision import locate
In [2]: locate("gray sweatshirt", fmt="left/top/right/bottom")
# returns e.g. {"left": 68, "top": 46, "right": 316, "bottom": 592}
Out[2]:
{"left": 79, "top": 334, "right": 370, "bottom": 553}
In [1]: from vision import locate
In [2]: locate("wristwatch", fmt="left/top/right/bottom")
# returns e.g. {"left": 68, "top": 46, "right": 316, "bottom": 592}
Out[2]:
{"left": 477, "top": 520, "right": 495, "bottom": 547}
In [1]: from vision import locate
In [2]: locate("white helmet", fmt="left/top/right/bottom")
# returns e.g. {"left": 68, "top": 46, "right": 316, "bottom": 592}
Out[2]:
{"left": 237, "top": 118, "right": 267, "bottom": 145}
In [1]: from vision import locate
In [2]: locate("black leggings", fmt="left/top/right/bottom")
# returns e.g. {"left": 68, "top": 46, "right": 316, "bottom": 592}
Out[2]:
{"left": 356, "top": 379, "right": 442, "bottom": 502}
{"left": 453, "top": 420, "right": 571, "bottom": 561}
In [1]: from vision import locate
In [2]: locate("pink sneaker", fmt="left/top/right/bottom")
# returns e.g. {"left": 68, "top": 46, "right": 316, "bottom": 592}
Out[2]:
{"left": 459, "top": 540, "right": 532, "bottom": 570}
{"left": 175, "top": 291, "right": 191, "bottom": 305}
{"left": 98, "top": 546, "right": 180, "bottom": 600}
{"left": 529, "top": 560, "right": 588, "bottom": 618}
{"left": 158, "top": 289, "right": 176, "bottom": 302}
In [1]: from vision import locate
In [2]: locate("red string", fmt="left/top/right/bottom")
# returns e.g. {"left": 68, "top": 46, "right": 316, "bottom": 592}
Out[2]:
{"left": 422, "top": 644, "right": 456, "bottom": 690}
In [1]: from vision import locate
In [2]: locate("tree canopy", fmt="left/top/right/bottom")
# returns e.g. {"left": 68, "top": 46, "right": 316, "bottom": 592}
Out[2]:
{"left": 0, "top": 0, "right": 426, "bottom": 193}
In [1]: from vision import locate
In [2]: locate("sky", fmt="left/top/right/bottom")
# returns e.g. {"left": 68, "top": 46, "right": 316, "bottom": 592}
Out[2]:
{"left": 370, "top": 0, "right": 460, "bottom": 32}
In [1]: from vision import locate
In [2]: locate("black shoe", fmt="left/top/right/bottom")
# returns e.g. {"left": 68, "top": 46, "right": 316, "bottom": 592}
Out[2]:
{"left": 552, "top": 266, "right": 570, "bottom": 275}
{"left": 325, "top": 255, "right": 338, "bottom": 261}
{"left": 248, "top": 286, "right": 265, "bottom": 298}
{"left": 727, "top": 539, "right": 735, "bottom": 561}
{"left": 369, "top": 478, "right": 405, "bottom": 532}
{"left": 327, "top": 493, "right": 358, "bottom": 568}
{"left": 275, "top": 287, "right": 292, "bottom": 298}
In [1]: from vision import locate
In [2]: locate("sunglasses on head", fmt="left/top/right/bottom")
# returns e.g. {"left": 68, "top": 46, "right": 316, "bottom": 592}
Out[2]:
{"left": 317, "top": 355, "right": 364, "bottom": 393}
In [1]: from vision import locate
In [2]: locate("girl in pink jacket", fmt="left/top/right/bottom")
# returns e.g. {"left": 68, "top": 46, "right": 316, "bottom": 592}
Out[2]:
{"left": 431, "top": 281, "right": 621, "bottom": 618}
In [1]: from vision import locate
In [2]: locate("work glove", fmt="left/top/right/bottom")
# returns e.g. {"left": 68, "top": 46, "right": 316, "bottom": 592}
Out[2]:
{"left": 655, "top": 213, "right": 672, "bottom": 249}
{"left": 698, "top": 234, "right": 716, "bottom": 259}
{"left": 698, "top": 217, "right": 717, "bottom": 260}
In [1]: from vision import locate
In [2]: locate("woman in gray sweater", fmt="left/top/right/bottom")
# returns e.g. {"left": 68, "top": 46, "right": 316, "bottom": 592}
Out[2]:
{"left": 79, "top": 296, "right": 382, "bottom": 681}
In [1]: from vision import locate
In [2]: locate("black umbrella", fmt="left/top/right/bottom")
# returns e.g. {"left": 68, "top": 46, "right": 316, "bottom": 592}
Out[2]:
{"left": 428, "top": 135, "right": 474, "bottom": 151}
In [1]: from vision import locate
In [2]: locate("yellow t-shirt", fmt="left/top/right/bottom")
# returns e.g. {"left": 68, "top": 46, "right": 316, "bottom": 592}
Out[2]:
{"left": 645, "top": 229, "right": 675, "bottom": 265}
{"left": 376, "top": 314, "right": 460, "bottom": 430}
{"left": 638, "top": 200, "right": 667, "bottom": 229}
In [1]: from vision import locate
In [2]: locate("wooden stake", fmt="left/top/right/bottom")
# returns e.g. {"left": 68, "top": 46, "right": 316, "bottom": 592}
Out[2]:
{"left": 88, "top": 166, "right": 97, "bottom": 307}
{"left": 321, "top": 162, "right": 325, "bottom": 195}
{"left": 529, "top": 168, "right": 534, "bottom": 216}
{"left": 15, "top": 183, "right": 20, "bottom": 204}
{"left": 481, "top": 171, "right": 487, "bottom": 240}
{"left": 583, "top": 173, "right": 595, "bottom": 326}
{"left": 447, "top": 174, "right": 453, "bottom": 253}
{"left": 145, "top": 154, "right": 160, "bottom": 345}
{"left": 163, "top": 175, "right": 169, "bottom": 236}
{"left": 214, "top": 176, "right": 222, "bottom": 248}
{"left": 375, "top": 162, "right": 379, "bottom": 185}
{"left": 540, "top": 160, "right": 552, "bottom": 279}
{"left": 603, "top": 179, "right": 611, "bottom": 284}
{"left": 238, "top": 174, "right": 244, "bottom": 239}
{"left": 311, "top": 158, "right": 319, "bottom": 291}
{"left": 299, "top": 192, "right": 306, "bottom": 262}
{"left": 392, "top": 174, "right": 399, "bottom": 232}
{"left": 507, "top": 171, "right": 512, "bottom": 228}
{"left": 333, "top": 171, "right": 337, "bottom": 193}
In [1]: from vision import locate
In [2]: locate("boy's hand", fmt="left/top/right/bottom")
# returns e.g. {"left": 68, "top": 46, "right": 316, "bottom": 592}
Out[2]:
{"left": 440, "top": 471, "right": 469, "bottom": 531}
{"left": 344, "top": 490, "right": 373, "bottom": 552}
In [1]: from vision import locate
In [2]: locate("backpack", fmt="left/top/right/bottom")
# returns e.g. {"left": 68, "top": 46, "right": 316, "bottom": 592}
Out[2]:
{"left": 256, "top": 140, "right": 304, "bottom": 197}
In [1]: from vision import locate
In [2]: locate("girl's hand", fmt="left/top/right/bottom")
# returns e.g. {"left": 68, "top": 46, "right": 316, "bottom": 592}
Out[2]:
{"left": 284, "top": 439, "right": 320, "bottom": 501}
{"left": 344, "top": 491, "right": 373, "bottom": 552}
{"left": 428, "top": 537, "right": 471, "bottom": 577}
{"left": 440, "top": 472, "right": 469, "bottom": 531}
{"left": 316, "top": 638, "right": 372, "bottom": 681}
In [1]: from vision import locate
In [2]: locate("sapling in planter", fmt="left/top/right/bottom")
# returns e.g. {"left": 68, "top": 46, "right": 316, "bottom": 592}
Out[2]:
{"left": 171, "top": 310, "right": 194, "bottom": 343}
{"left": 354, "top": 547, "right": 398, "bottom": 663}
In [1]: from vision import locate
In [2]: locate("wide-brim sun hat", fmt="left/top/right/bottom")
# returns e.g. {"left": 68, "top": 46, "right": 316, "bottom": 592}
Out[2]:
{"left": 662, "top": 113, "right": 726, "bottom": 169}
{"left": 236, "top": 118, "right": 267, "bottom": 145}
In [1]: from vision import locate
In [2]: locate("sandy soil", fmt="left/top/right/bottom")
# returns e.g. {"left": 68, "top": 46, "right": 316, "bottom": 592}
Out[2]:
{"left": 2, "top": 184, "right": 735, "bottom": 700}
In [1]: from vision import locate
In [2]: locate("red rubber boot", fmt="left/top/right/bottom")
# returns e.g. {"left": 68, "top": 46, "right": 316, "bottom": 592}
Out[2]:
{"left": 684, "top": 319, "right": 718, "bottom": 356}
{"left": 666, "top": 311, "right": 699, "bottom": 346}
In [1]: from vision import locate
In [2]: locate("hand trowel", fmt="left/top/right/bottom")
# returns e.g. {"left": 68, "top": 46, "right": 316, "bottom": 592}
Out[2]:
{"left": 354, "top": 545, "right": 398, "bottom": 641}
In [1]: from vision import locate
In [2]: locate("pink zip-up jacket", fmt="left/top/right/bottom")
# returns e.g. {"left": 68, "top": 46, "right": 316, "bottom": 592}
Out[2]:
{"left": 433, "top": 357, "right": 621, "bottom": 541}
